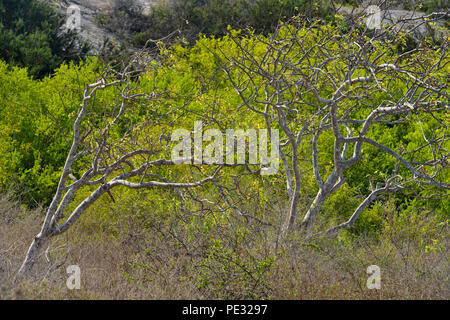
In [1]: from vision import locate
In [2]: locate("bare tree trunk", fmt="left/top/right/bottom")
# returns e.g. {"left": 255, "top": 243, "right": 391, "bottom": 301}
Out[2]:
{"left": 282, "top": 143, "right": 302, "bottom": 234}
{"left": 301, "top": 188, "right": 327, "bottom": 231}
{"left": 282, "top": 184, "right": 299, "bottom": 234}
{"left": 16, "top": 233, "right": 49, "bottom": 280}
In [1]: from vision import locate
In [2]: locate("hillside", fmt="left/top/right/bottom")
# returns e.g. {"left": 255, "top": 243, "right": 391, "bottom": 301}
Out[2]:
{"left": 45, "top": 0, "right": 448, "bottom": 51}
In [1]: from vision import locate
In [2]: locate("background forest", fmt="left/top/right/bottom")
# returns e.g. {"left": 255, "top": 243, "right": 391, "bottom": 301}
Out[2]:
{"left": 0, "top": 0, "right": 449, "bottom": 299}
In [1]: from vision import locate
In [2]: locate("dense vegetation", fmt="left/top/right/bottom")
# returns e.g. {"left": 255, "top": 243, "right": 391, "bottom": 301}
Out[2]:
{"left": 0, "top": 0, "right": 88, "bottom": 79}
{"left": 97, "top": 0, "right": 450, "bottom": 50}
{"left": 96, "top": 0, "right": 336, "bottom": 47}
{"left": 0, "top": 0, "right": 448, "bottom": 300}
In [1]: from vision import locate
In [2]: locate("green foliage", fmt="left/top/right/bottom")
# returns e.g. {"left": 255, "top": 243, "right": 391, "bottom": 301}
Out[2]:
{"left": 0, "top": 19, "right": 447, "bottom": 236}
{"left": 380, "top": 204, "right": 448, "bottom": 253}
{"left": 0, "top": 0, "right": 89, "bottom": 79}
{"left": 419, "top": 0, "right": 449, "bottom": 14}
{"left": 97, "top": 0, "right": 336, "bottom": 48}
{"left": 0, "top": 15, "right": 448, "bottom": 298}
{"left": 0, "top": 58, "right": 101, "bottom": 205}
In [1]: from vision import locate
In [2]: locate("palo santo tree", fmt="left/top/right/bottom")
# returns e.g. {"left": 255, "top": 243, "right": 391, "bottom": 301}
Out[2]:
{"left": 15, "top": 56, "right": 225, "bottom": 279}
{"left": 221, "top": 13, "right": 449, "bottom": 235}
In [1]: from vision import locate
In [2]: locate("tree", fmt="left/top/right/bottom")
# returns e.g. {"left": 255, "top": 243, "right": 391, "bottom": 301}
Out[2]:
{"left": 220, "top": 13, "right": 449, "bottom": 235}
{"left": 15, "top": 8, "right": 449, "bottom": 279}
{"left": 15, "top": 52, "right": 229, "bottom": 278}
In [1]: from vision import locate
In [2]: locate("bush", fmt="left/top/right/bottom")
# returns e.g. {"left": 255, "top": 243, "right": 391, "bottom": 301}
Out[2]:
{"left": 0, "top": 0, "right": 89, "bottom": 79}
{"left": 0, "top": 59, "right": 101, "bottom": 205}
{"left": 96, "top": 0, "right": 337, "bottom": 48}
{"left": 420, "top": 0, "right": 449, "bottom": 14}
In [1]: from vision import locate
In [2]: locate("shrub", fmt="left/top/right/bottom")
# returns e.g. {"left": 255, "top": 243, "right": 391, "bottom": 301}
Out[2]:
{"left": 96, "top": 0, "right": 337, "bottom": 48}
{"left": 0, "top": 0, "right": 89, "bottom": 79}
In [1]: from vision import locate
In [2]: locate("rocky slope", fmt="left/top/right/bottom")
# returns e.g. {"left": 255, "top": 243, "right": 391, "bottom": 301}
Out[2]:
{"left": 338, "top": 6, "right": 430, "bottom": 37}
{"left": 42, "top": 0, "right": 156, "bottom": 50}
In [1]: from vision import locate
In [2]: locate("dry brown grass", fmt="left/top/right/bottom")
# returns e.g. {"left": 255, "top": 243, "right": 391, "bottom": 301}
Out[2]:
{"left": 0, "top": 194, "right": 448, "bottom": 300}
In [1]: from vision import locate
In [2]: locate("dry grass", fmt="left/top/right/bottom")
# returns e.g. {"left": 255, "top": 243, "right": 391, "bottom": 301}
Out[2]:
{"left": 0, "top": 194, "right": 448, "bottom": 300}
